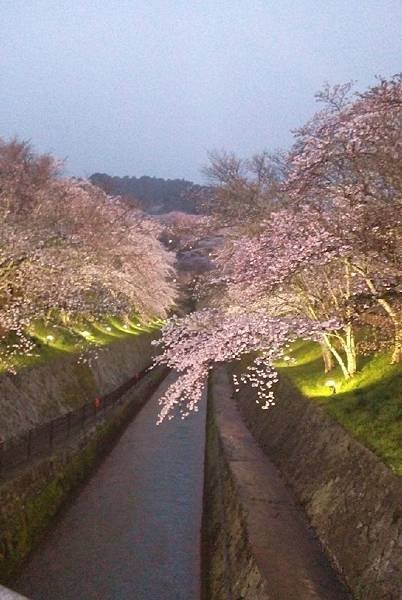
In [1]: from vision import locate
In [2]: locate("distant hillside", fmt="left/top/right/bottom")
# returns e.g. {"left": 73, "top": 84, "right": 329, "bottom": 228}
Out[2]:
{"left": 89, "top": 173, "right": 203, "bottom": 214}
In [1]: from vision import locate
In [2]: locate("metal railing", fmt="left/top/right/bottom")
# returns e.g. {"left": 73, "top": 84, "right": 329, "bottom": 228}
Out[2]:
{"left": 0, "top": 366, "right": 151, "bottom": 477}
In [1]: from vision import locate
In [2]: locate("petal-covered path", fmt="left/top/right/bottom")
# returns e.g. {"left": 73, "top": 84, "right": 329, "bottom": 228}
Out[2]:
{"left": 14, "top": 373, "right": 206, "bottom": 600}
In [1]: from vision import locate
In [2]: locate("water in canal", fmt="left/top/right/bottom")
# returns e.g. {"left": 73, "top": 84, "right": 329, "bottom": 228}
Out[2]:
{"left": 14, "top": 373, "right": 206, "bottom": 600}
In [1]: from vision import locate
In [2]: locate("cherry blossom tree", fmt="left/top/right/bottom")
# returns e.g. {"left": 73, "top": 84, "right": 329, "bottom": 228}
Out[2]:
{"left": 155, "top": 77, "right": 401, "bottom": 420}
{"left": 286, "top": 77, "right": 402, "bottom": 362}
{"left": 154, "top": 308, "right": 337, "bottom": 422}
{"left": 156, "top": 211, "right": 211, "bottom": 251}
{"left": 211, "top": 205, "right": 362, "bottom": 378}
{"left": 0, "top": 138, "right": 177, "bottom": 356}
{"left": 202, "top": 150, "right": 283, "bottom": 229}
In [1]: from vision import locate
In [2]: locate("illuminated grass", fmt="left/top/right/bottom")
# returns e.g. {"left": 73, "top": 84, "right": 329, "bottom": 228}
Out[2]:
{"left": 109, "top": 316, "right": 139, "bottom": 334}
{"left": 0, "top": 315, "right": 162, "bottom": 374}
{"left": 90, "top": 322, "right": 126, "bottom": 339}
{"left": 27, "top": 321, "right": 81, "bottom": 353}
{"left": 126, "top": 317, "right": 154, "bottom": 333}
{"left": 276, "top": 341, "right": 402, "bottom": 475}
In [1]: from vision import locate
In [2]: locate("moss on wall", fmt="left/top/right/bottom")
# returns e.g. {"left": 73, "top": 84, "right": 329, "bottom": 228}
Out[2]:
{"left": 0, "top": 366, "right": 168, "bottom": 584}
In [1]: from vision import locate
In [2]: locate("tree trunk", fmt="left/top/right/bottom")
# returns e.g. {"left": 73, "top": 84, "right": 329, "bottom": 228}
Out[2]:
{"left": 320, "top": 339, "right": 334, "bottom": 373}
{"left": 323, "top": 333, "right": 350, "bottom": 379}
{"left": 376, "top": 299, "right": 401, "bottom": 364}
{"left": 390, "top": 323, "right": 402, "bottom": 364}
{"left": 60, "top": 310, "right": 70, "bottom": 326}
{"left": 344, "top": 324, "right": 357, "bottom": 376}
{"left": 343, "top": 260, "right": 357, "bottom": 377}
{"left": 351, "top": 264, "right": 401, "bottom": 364}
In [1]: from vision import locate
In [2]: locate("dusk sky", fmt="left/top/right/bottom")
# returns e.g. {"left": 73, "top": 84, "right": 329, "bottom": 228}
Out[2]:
{"left": 1, "top": 1, "right": 401, "bottom": 182}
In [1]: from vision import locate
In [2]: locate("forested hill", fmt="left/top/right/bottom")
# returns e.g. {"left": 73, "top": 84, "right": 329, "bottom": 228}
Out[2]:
{"left": 89, "top": 173, "right": 203, "bottom": 214}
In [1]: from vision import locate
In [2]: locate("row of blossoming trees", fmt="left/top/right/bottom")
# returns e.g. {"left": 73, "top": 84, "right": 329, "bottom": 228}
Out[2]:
{"left": 156, "top": 76, "right": 401, "bottom": 421}
{"left": 0, "top": 138, "right": 177, "bottom": 365}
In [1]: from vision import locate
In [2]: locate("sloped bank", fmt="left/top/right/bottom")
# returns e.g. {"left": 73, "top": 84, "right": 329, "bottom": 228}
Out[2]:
{"left": 0, "top": 335, "right": 168, "bottom": 583}
{"left": 232, "top": 365, "right": 402, "bottom": 600}
{"left": 0, "top": 334, "right": 156, "bottom": 441}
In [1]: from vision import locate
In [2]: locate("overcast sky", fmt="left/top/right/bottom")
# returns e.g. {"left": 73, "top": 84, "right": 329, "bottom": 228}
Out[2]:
{"left": 1, "top": 1, "right": 401, "bottom": 182}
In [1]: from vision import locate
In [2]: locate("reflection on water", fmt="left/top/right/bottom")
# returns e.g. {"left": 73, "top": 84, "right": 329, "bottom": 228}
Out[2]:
{"left": 15, "top": 373, "right": 206, "bottom": 600}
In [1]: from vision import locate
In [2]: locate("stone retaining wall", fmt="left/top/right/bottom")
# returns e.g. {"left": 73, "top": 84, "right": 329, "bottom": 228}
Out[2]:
{"left": 232, "top": 365, "right": 402, "bottom": 600}
{"left": 0, "top": 335, "right": 168, "bottom": 583}
{"left": 0, "top": 334, "right": 155, "bottom": 441}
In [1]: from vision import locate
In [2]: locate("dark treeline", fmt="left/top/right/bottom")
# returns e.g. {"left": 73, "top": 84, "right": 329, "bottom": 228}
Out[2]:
{"left": 90, "top": 172, "right": 205, "bottom": 214}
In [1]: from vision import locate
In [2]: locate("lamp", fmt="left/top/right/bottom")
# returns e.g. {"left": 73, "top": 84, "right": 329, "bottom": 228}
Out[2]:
{"left": 325, "top": 380, "right": 336, "bottom": 394}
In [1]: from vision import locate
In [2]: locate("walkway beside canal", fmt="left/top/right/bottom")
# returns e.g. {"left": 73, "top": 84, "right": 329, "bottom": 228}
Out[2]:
{"left": 14, "top": 373, "right": 206, "bottom": 600}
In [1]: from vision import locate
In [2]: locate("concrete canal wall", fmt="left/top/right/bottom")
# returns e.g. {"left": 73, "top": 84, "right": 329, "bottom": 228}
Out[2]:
{"left": 232, "top": 365, "right": 402, "bottom": 600}
{"left": 203, "top": 367, "right": 349, "bottom": 600}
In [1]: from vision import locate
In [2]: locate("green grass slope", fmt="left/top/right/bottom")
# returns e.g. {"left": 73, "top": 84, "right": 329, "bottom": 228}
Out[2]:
{"left": 276, "top": 341, "right": 402, "bottom": 475}
{"left": 0, "top": 317, "right": 162, "bottom": 374}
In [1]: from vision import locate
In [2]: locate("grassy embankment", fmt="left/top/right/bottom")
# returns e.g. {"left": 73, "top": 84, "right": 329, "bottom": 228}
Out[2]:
{"left": 276, "top": 341, "right": 402, "bottom": 475}
{"left": 0, "top": 316, "right": 162, "bottom": 374}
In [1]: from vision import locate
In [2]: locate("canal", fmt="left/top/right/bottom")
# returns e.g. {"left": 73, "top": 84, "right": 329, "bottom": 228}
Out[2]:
{"left": 14, "top": 373, "right": 206, "bottom": 600}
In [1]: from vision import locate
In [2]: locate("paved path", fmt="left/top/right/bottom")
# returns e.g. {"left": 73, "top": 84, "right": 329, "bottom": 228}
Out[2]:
{"left": 14, "top": 373, "right": 206, "bottom": 600}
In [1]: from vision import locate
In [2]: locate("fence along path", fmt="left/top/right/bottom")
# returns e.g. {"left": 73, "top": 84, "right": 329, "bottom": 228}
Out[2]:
{"left": 0, "top": 366, "right": 151, "bottom": 477}
{"left": 14, "top": 373, "right": 206, "bottom": 600}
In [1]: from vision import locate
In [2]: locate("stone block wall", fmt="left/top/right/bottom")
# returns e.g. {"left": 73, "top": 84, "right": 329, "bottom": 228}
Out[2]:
{"left": 0, "top": 334, "right": 156, "bottom": 441}
{"left": 0, "top": 333, "right": 168, "bottom": 583}
{"left": 233, "top": 366, "right": 402, "bottom": 600}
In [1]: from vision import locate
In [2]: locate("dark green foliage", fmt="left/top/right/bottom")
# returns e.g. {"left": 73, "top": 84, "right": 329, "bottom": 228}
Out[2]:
{"left": 90, "top": 172, "right": 204, "bottom": 214}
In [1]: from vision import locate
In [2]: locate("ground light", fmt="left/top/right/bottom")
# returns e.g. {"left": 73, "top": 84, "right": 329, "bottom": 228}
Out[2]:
{"left": 91, "top": 323, "right": 123, "bottom": 338}
{"left": 325, "top": 379, "right": 337, "bottom": 394}
{"left": 109, "top": 317, "right": 139, "bottom": 335}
